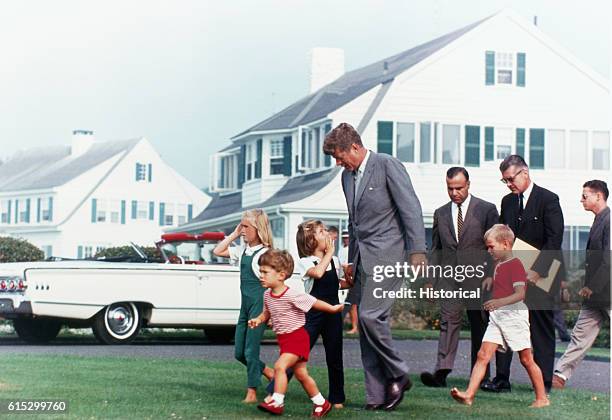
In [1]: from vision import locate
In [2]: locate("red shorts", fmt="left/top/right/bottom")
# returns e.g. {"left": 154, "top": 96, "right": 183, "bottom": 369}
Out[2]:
{"left": 277, "top": 327, "right": 310, "bottom": 361}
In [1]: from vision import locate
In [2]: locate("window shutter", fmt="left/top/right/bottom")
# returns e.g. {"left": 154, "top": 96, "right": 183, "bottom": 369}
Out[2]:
{"left": 377, "top": 121, "right": 393, "bottom": 155}
{"left": 485, "top": 51, "right": 495, "bottom": 85}
{"left": 485, "top": 127, "right": 494, "bottom": 161}
{"left": 517, "top": 53, "right": 526, "bottom": 87}
{"left": 148, "top": 164, "right": 152, "bottom": 182}
{"left": 159, "top": 202, "right": 165, "bottom": 226}
{"left": 135, "top": 163, "right": 140, "bottom": 181}
{"left": 91, "top": 199, "right": 97, "bottom": 223}
{"left": 238, "top": 145, "right": 246, "bottom": 187}
{"left": 149, "top": 201, "right": 155, "bottom": 221}
{"left": 282, "top": 136, "right": 292, "bottom": 176}
{"left": 14, "top": 199, "right": 19, "bottom": 223}
{"left": 516, "top": 128, "right": 525, "bottom": 157}
{"left": 121, "top": 200, "right": 126, "bottom": 224}
{"left": 77, "top": 246, "right": 83, "bottom": 259}
{"left": 48, "top": 197, "right": 53, "bottom": 222}
{"left": 25, "top": 198, "right": 30, "bottom": 223}
{"left": 324, "top": 123, "right": 332, "bottom": 166}
{"left": 7, "top": 200, "right": 11, "bottom": 224}
{"left": 188, "top": 204, "right": 193, "bottom": 221}
{"left": 465, "top": 125, "right": 481, "bottom": 167}
{"left": 255, "top": 138, "right": 262, "bottom": 178}
{"left": 131, "top": 200, "right": 137, "bottom": 219}
{"left": 37, "top": 198, "right": 41, "bottom": 223}
{"left": 529, "top": 128, "right": 545, "bottom": 169}
{"left": 301, "top": 131, "right": 307, "bottom": 168}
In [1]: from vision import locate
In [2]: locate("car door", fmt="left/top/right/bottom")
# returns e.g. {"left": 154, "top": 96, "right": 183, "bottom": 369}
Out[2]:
{"left": 195, "top": 264, "right": 241, "bottom": 325}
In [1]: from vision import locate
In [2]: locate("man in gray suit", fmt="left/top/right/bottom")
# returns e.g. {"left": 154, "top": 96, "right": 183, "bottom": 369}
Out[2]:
{"left": 323, "top": 123, "right": 426, "bottom": 411}
{"left": 420, "top": 167, "right": 498, "bottom": 387}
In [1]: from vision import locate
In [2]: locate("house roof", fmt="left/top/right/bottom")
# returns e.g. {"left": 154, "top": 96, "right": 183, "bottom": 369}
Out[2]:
{"left": 231, "top": 15, "right": 490, "bottom": 140}
{"left": 192, "top": 167, "right": 341, "bottom": 223}
{"left": 0, "top": 138, "right": 141, "bottom": 192}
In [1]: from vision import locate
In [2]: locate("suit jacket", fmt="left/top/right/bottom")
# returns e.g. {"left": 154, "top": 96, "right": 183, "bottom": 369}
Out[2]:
{"left": 500, "top": 183, "right": 564, "bottom": 305}
{"left": 342, "top": 151, "right": 426, "bottom": 277}
{"left": 430, "top": 195, "right": 499, "bottom": 292}
{"left": 584, "top": 206, "right": 610, "bottom": 309}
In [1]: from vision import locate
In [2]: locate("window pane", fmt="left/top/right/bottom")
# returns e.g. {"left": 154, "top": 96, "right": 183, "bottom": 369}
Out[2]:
{"left": 396, "top": 122, "right": 415, "bottom": 162}
{"left": 420, "top": 122, "right": 431, "bottom": 162}
{"left": 442, "top": 125, "right": 460, "bottom": 164}
{"left": 569, "top": 131, "right": 588, "bottom": 170}
{"left": 592, "top": 131, "right": 610, "bottom": 170}
{"left": 547, "top": 129, "right": 565, "bottom": 169}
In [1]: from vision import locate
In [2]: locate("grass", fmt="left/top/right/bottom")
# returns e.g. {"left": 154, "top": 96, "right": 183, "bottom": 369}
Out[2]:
{"left": 0, "top": 355, "right": 608, "bottom": 420}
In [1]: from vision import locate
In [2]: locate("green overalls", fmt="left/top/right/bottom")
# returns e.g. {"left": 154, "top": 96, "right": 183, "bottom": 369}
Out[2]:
{"left": 234, "top": 247, "right": 267, "bottom": 388}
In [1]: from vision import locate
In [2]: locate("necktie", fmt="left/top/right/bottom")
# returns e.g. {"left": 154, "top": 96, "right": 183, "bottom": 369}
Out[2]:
{"left": 457, "top": 203, "right": 463, "bottom": 239}
{"left": 518, "top": 193, "right": 524, "bottom": 215}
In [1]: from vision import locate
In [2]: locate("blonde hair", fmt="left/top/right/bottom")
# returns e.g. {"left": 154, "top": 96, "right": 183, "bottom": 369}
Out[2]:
{"left": 296, "top": 220, "right": 325, "bottom": 258}
{"left": 484, "top": 224, "right": 515, "bottom": 244}
{"left": 242, "top": 209, "right": 274, "bottom": 248}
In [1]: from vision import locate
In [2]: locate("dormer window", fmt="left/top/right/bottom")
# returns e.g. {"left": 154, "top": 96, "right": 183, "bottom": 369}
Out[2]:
{"left": 270, "top": 139, "right": 285, "bottom": 175}
{"left": 245, "top": 143, "right": 256, "bottom": 181}
{"left": 485, "top": 51, "right": 526, "bottom": 87}
{"left": 135, "top": 163, "right": 152, "bottom": 182}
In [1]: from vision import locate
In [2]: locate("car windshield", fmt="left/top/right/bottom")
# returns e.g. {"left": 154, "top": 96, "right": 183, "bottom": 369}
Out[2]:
{"left": 161, "top": 241, "right": 228, "bottom": 264}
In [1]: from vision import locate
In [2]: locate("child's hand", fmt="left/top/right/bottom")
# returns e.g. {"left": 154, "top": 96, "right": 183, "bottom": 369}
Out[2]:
{"left": 483, "top": 299, "right": 500, "bottom": 312}
{"left": 332, "top": 304, "right": 344, "bottom": 313}
{"left": 231, "top": 223, "right": 242, "bottom": 239}
{"left": 324, "top": 236, "right": 334, "bottom": 255}
{"left": 248, "top": 318, "right": 261, "bottom": 329}
{"left": 481, "top": 277, "right": 493, "bottom": 291}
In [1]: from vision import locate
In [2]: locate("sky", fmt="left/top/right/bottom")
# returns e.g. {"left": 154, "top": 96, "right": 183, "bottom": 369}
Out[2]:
{"left": 0, "top": 0, "right": 609, "bottom": 189}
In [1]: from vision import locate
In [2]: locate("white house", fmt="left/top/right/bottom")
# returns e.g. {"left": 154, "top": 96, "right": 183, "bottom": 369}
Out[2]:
{"left": 0, "top": 130, "right": 210, "bottom": 258}
{"left": 176, "top": 9, "right": 610, "bottom": 257}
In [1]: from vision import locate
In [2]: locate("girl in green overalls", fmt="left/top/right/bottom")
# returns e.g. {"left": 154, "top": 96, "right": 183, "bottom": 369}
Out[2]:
{"left": 213, "top": 209, "right": 275, "bottom": 403}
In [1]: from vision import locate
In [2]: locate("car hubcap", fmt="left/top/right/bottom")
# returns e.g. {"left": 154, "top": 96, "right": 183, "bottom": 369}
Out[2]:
{"left": 106, "top": 305, "right": 134, "bottom": 336}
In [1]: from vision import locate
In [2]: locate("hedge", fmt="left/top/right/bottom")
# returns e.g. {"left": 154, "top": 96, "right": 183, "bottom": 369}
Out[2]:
{"left": 0, "top": 237, "right": 44, "bottom": 263}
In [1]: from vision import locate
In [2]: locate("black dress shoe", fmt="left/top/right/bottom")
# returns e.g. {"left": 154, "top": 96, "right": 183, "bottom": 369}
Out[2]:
{"left": 364, "top": 404, "right": 384, "bottom": 410}
{"left": 420, "top": 369, "right": 449, "bottom": 387}
{"left": 480, "top": 377, "right": 511, "bottom": 393}
{"left": 384, "top": 375, "right": 413, "bottom": 411}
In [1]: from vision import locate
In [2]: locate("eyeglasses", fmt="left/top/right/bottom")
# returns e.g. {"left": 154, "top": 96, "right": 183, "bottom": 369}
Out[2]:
{"left": 500, "top": 169, "right": 524, "bottom": 185}
{"left": 581, "top": 194, "right": 595, "bottom": 200}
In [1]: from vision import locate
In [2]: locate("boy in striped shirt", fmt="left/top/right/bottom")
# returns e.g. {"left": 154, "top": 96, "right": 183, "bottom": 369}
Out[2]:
{"left": 249, "top": 249, "right": 343, "bottom": 417}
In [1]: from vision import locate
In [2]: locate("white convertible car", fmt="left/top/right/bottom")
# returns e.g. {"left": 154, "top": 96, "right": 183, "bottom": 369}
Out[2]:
{"left": 0, "top": 232, "right": 305, "bottom": 345}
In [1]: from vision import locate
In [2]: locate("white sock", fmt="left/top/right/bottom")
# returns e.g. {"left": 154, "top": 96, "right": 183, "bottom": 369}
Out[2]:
{"left": 272, "top": 393, "right": 285, "bottom": 405}
{"left": 311, "top": 393, "right": 325, "bottom": 405}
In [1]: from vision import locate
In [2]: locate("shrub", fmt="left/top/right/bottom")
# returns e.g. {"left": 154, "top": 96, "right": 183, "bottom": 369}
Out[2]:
{"left": 0, "top": 237, "right": 44, "bottom": 263}
{"left": 94, "top": 245, "right": 162, "bottom": 262}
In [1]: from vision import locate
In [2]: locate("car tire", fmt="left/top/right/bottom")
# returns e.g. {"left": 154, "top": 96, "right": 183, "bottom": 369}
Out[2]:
{"left": 92, "top": 302, "right": 141, "bottom": 345}
{"left": 13, "top": 318, "right": 62, "bottom": 344}
{"left": 205, "top": 326, "right": 235, "bottom": 344}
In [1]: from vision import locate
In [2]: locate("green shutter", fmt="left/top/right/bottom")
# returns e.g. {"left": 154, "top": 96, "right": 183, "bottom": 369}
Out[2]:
{"left": 187, "top": 204, "right": 193, "bottom": 221}
{"left": 25, "top": 198, "right": 30, "bottom": 223}
{"left": 131, "top": 200, "right": 137, "bottom": 219}
{"left": 48, "top": 197, "right": 53, "bottom": 222}
{"left": 282, "top": 136, "right": 292, "bottom": 176}
{"left": 121, "top": 200, "right": 126, "bottom": 224}
{"left": 485, "top": 51, "right": 495, "bottom": 85}
{"left": 14, "top": 199, "right": 18, "bottom": 223}
{"left": 135, "top": 163, "right": 140, "bottom": 181}
{"left": 465, "top": 125, "right": 481, "bottom": 167}
{"left": 7, "top": 200, "right": 11, "bottom": 224}
{"left": 517, "top": 53, "right": 526, "bottom": 87}
{"left": 147, "top": 164, "right": 152, "bottom": 182}
{"left": 516, "top": 128, "right": 525, "bottom": 157}
{"left": 485, "top": 127, "right": 495, "bottom": 161}
{"left": 149, "top": 201, "right": 155, "bottom": 220}
{"left": 529, "top": 128, "right": 545, "bottom": 169}
{"left": 255, "top": 138, "right": 262, "bottom": 178}
{"left": 159, "top": 202, "right": 165, "bottom": 226}
{"left": 91, "top": 199, "right": 97, "bottom": 223}
{"left": 77, "top": 246, "right": 83, "bottom": 259}
{"left": 37, "top": 198, "right": 41, "bottom": 223}
{"left": 238, "top": 145, "right": 246, "bottom": 187}
{"left": 301, "top": 131, "right": 307, "bottom": 168}
{"left": 377, "top": 121, "right": 393, "bottom": 155}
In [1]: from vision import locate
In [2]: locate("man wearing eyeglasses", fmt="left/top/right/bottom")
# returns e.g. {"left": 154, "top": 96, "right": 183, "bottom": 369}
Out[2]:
{"left": 481, "top": 155, "right": 564, "bottom": 394}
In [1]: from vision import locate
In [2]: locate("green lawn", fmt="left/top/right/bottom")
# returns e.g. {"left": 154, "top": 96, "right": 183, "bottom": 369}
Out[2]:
{"left": 0, "top": 355, "right": 607, "bottom": 419}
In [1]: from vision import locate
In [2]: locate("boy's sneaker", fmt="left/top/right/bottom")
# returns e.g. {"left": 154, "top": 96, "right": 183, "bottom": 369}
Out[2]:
{"left": 257, "top": 400, "right": 284, "bottom": 415}
{"left": 311, "top": 400, "right": 332, "bottom": 417}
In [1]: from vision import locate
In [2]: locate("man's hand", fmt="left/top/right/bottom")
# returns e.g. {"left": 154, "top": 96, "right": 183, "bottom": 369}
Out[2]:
{"left": 526, "top": 270, "right": 541, "bottom": 285}
{"left": 343, "top": 264, "right": 353, "bottom": 284}
{"left": 483, "top": 299, "right": 501, "bottom": 312}
{"left": 578, "top": 287, "right": 593, "bottom": 299}
{"left": 248, "top": 318, "right": 262, "bottom": 329}
{"left": 481, "top": 277, "right": 493, "bottom": 291}
{"left": 410, "top": 253, "right": 427, "bottom": 270}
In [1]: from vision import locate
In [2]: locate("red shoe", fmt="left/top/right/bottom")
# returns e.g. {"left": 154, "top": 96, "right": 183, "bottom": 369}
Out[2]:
{"left": 257, "top": 400, "right": 284, "bottom": 415}
{"left": 311, "top": 400, "right": 332, "bottom": 417}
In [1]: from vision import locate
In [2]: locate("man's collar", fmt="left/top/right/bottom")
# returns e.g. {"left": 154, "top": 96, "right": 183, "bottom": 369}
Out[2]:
{"left": 356, "top": 149, "right": 371, "bottom": 175}
{"left": 454, "top": 194, "right": 471, "bottom": 209}
{"left": 522, "top": 181, "right": 534, "bottom": 201}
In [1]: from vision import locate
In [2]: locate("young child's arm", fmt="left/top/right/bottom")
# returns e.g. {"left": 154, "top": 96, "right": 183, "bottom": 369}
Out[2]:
{"left": 311, "top": 299, "right": 344, "bottom": 314}
{"left": 304, "top": 236, "right": 335, "bottom": 279}
{"left": 248, "top": 308, "right": 270, "bottom": 329}
{"left": 483, "top": 284, "right": 526, "bottom": 311}
{"left": 213, "top": 223, "right": 241, "bottom": 258}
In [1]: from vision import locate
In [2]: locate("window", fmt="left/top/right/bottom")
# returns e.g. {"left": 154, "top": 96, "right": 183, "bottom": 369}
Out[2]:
{"left": 465, "top": 125, "right": 480, "bottom": 167}
{"left": 494, "top": 127, "right": 513, "bottom": 160}
{"left": 420, "top": 122, "right": 432, "bottom": 163}
{"left": 17, "top": 198, "right": 30, "bottom": 223}
{"left": 569, "top": 131, "right": 588, "bottom": 170}
{"left": 496, "top": 52, "right": 513, "bottom": 84}
{"left": 135, "top": 163, "right": 152, "bottom": 182}
{"left": 547, "top": 129, "right": 565, "bottom": 169}
{"left": 270, "top": 218, "right": 285, "bottom": 250}
{"left": 270, "top": 139, "right": 284, "bottom": 175}
{"left": 245, "top": 143, "right": 256, "bottom": 181}
{"left": 377, "top": 121, "right": 393, "bottom": 155}
{"left": 96, "top": 200, "right": 107, "bottom": 222}
{"left": 164, "top": 203, "right": 175, "bottom": 226}
{"left": 134, "top": 201, "right": 148, "bottom": 219}
{"left": 41, "top": 245, "right": 53, "bottom": 258}
{"left": 396, "top": 122, "right": 415, "bottom": 162}
{"left": 1, "top": 200, "right": 11, "bottom": 223}
{"left": 529, "top": 129, "right": 545, "bottom": 169}
{"left": 442, "top": 125, "right": 460, "bottom": 164}
{"left": 83, "top": 246, "right": 94, "bottom": 258}
{"left": 110, "top": 200, "right": 121, "bottom": 223}
{"left": 41, "top": 197, "right": 53, "bottom": 222}
{"left": 592, "top": 131, "right": 610, "bottom": 170}
{"left": 218, "top": 154, "right": 237, "bottom": 189}
{"left": 177, "top": 204, "right": 187, "bottom": 225}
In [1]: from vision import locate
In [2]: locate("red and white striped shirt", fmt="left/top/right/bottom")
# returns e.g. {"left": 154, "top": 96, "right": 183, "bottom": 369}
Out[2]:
{"left": 264, "top": 287, "right": 316, "bottom": 334}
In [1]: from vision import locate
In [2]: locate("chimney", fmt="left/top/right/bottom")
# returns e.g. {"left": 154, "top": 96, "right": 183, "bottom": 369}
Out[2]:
{"left": 309, "top": 47, "right": 345, "bottom": 93}
{"left": 71, "top": 130, "right": 94, "bottom": 157}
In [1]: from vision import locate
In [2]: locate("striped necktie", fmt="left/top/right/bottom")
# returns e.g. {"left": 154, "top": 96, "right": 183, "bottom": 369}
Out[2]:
{"left": 457, "top": 203, "right": 464, "bottom": 239}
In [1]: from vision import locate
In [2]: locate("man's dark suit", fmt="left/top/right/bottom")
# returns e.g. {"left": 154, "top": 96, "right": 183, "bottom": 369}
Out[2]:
{"left": 429, "top": 195, "right": 498, "bottom": 375}
{"left": 497, "top": 183, "right": 564, "bottom": 389}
